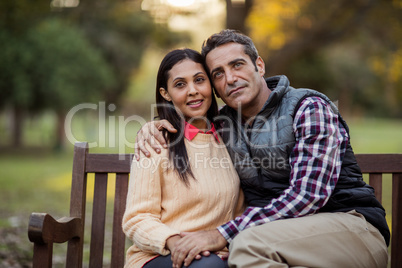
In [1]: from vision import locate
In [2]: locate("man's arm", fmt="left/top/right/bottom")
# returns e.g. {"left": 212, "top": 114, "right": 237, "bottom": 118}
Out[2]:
{"left": 171, "top": 97, "right": 349, "bottom": 267}
{"left": 218, "top": 96, "right": 349, "bottom": 242}
{"left": 134, "top": 119, "right": 177, "bottom": 160}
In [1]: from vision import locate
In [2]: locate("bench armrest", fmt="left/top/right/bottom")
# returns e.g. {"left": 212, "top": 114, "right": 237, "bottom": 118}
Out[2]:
{"left": 28, "top": 213, "right": 82, "bottom": 245}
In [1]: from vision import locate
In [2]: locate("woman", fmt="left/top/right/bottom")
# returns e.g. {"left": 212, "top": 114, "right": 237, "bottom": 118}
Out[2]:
{"left": 122, "top": 48, "right": 244, "bottom": 268}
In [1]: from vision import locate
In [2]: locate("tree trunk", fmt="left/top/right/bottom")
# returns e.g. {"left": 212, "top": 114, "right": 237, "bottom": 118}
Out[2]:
{"left": 54, "top": 111, "right": 66, "bottom": 151}
{"left": 226, "top": 0, "right": 253, "bottom": 34}
{"left": 12, "top": 106, "right": 23, "bottom": 147}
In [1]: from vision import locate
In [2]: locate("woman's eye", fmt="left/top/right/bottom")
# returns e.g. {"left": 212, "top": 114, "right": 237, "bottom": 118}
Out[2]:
{"left": 195, "top": 77, "right": 205, "bottom": 83}
{"left": 175, "top": 82, "right": 185, "bottom": 88}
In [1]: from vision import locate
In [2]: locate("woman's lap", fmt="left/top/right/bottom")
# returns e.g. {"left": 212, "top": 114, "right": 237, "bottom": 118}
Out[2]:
{"left": 143, "top": 254, "right": 228, "bottom": 268}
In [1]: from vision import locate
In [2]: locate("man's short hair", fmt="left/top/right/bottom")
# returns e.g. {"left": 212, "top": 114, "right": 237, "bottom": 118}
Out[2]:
{"left": 201, "top": 29, "right": 259, "bottom": 71}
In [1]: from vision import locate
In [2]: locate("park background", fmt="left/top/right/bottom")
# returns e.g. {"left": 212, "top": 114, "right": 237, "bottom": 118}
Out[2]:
{"left": 0, "top": 0, "right": 402, "bottom": 267}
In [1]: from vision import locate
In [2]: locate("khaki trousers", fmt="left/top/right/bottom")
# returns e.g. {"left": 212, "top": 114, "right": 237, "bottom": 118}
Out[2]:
{"left": 228, "top": 211, "right": 388, "bottom": 268}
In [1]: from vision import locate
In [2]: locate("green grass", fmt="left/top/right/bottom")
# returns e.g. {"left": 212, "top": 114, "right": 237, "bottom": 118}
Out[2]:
{"left": 347, "top": 117, "right": 402, "bottom": 153}
{"left": 0, "top": 115, "right": 401, "bottom": 266}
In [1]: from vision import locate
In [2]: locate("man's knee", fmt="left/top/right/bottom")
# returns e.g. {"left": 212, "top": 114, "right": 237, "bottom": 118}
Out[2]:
{"left": 228, "top": 226, "right": 284, "bottom": 268}
{"left": 229, "top": 227, "right": 259, "bottom": 254}
{"left": 228, "top": 230, "right": 256, "bottom": 268}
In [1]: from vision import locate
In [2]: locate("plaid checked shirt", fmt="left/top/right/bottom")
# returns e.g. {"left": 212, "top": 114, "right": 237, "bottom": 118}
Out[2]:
{"left": 217, "top": 96, "right": 349, "bottom": 243}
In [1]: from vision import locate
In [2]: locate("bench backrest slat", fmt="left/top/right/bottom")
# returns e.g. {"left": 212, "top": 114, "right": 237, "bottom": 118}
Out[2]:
{"left": 89, "top": 173, "right": 108, "bottom": 268}
{"left": 355, "top": 154, "right": 402, "bottom": 173}
{"left": 391, "top": 173, "right": 402, "bottom": 268}
{"left": 66, "top": 142, "right": 88, "bottom": 268}
{"left": 369, "top": 173, "right": 383, "bottom": 202}
{"left": 85, "top": 154, "right": 132, "bottom": 173}
{"left": 111, "top": 173, "right": 130, "bottom": 267}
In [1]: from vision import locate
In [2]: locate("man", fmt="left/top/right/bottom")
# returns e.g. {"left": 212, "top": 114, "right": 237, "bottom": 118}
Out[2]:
{"left": 135, "top": 30, "right": 389, "bottom": 268}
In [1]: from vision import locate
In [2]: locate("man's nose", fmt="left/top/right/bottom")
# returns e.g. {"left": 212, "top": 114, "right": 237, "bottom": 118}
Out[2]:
{"left": 226, "top": 71, "right": 237, "bottom": 85}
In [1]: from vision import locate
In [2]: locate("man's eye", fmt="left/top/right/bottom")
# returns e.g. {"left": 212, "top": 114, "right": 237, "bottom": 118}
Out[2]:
{"left": 234, "top": 62, "right": 242, "bottom": 68}
{"left": 213, "top": 71, "right": 223, "bottom": 79}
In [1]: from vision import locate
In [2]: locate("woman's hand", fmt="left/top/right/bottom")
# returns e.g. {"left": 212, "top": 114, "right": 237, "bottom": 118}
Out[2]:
{"left": 170, "top": 230, "right": 226, "bottom": 267}
{"left": 166, "top": 234, "right": 182, "bottom": 252}
{"left": 166, "top": 234, "right": 210, "bottom": 267}
{"left": 134, "top": 120, "right": 177, "bottom": 160}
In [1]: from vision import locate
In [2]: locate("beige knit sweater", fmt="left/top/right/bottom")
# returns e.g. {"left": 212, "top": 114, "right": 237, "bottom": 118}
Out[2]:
{"left": 122, "top": 133, "right": 244, "bottom": 268}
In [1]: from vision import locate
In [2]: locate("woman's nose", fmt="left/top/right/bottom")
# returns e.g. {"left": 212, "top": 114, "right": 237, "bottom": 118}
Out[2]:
{"left": 187, "top": 83, "right": 198, "bottom": 95}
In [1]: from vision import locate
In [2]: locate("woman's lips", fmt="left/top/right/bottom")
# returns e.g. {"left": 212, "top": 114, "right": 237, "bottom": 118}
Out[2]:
{"left": 187, "top": 99, "right": 204, "bottom": 108}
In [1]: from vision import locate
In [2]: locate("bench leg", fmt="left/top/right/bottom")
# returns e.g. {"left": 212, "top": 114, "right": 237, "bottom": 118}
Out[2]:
{"left": 32, "top": 242, "right": 53, "bottom": 268}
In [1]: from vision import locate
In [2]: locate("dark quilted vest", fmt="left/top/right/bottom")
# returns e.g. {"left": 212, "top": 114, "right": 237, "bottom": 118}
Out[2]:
{"left": 217, "top": 75, "right": 390, "bottom": 245}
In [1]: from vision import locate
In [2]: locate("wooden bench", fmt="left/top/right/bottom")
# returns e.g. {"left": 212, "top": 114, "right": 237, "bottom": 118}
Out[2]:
{"left": 28, "top": 142, "right": 402, "bottom": 268}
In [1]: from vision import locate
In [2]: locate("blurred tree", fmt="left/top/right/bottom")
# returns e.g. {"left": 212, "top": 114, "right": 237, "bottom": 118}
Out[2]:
{"left": 247, "top": 0, "right": 402, "bottom": 117}
{"left": 29, "top": 18, "right": 116, "bottom": 149}
{"left": 226, "top": 0, "right": 253, "bottom": 33}
{"left": 0, "top": 32, "right": 29, "bottom": 147}
{"left": 58, "top": 0, "right": 185, "bottom": 104}
{"left": 0, "top": 0, "right": 51, "bottom": 147}
{"left": 0, "top": 0, "right": 49, "bottom": 33}
{"left": 0, "top": 0, "right": 185, "bottom": 148}
{"left": 0, "top": 19, "right": 114, "bottom": 148}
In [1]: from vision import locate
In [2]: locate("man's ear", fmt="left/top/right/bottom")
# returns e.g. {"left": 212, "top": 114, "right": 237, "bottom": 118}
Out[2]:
{"left": 256, "top": 56, "right": 265, "bottom": 77}
{"left": 159, "top": 87, "right": 172, "bottom": 102}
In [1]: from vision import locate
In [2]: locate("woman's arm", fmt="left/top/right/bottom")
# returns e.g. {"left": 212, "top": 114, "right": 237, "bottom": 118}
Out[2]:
{"left": 122, "top": 149, "right": 180, "bottom": 255}
{"left": 233, "top": 188, "right": 246, "bottom": 217}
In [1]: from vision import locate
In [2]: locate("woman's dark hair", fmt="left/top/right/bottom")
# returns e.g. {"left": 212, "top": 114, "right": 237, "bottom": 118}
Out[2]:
{"left": 156, "top": 48, "right": 218, "bottom": 185}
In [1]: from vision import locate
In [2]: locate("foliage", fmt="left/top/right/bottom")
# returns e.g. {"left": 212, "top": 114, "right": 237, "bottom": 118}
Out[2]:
{"left": 58, "top": 0, "right": 188, "bottom": 103}
{"left": 0, "top": 0, "right": 184, "bottom": 111}
{"left": 0, "top": 0, "right": 50, "bottom": 33}
{"left": 27, "top": 18, "right": 115, "bottom": 111}
{"left": 247, "top": 0, "right": 402, "bottom": 117}
{"left": 1, "top": 18, "right": 116, "bottom": 111}
{"left": 0, "top": 31, "right": 35, "bottom": 109}
{"left": 0, "top": 18, "right": 115, "bottom": 149}
{"left": 0, "top": 0, "right": 187, "bottom": 147}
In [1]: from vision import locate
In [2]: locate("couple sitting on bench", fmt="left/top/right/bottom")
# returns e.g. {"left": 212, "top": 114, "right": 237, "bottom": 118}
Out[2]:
{"left": 122, "top": 30, "right": 389, "bottom": 268}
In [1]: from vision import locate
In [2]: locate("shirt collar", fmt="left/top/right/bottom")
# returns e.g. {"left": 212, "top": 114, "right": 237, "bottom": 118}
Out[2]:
{"left": 184, "top": 122, "right": 220, "bottom": 143}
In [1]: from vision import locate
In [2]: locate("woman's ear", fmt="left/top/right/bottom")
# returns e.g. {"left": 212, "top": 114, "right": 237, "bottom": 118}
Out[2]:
{"left": 159, "top": 87, "right": 172, "bottom": 102}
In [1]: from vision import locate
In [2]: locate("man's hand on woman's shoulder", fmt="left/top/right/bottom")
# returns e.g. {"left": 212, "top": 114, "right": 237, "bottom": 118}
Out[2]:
{"left": 134, "top": 119, "right": 177, "bottom": 160}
